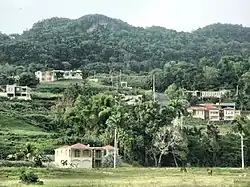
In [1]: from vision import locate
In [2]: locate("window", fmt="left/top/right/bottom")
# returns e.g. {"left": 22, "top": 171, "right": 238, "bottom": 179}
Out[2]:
{"left": 83, "top": 150, "right": 91, "bottom": 157}
{"left": 75, "top": 149, "right": 80, "bottom": 157}
{"left": 95, "top": 150, "right": 102, "bottom": 158}
{"left": 210, "top": 111, "right": 218, "bottom": 115}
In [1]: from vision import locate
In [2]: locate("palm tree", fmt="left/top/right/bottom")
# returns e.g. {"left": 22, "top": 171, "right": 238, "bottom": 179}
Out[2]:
{"left": 168, "top": 98, "right": 189, "bottom": 129}
{"left": 232, "top": 115, "right": 248, "bottom": 136}
{"left": 165, "top": 83, "right": 189, "bottom": 129}
{"left": 21, "top": 143, "right": 38, "bottom": 161}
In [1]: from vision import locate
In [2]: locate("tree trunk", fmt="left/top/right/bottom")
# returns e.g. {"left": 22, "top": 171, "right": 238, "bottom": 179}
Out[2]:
{"left": 172, "top": 152, "right": 179, "bottom": 167}
{"left": 158, "top": 153, "right": 164, "bottom": 167}
{"left": 153, "top": 153, "right": 158, "bottom": 167}
{"left": 212, "top": 151, "right": 216, "bottom": 166}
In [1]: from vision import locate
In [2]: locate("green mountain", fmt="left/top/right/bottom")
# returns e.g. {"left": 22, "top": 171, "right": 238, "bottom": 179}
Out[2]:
{"left": 0, "top": 14, "right": 250, "bottom": 73}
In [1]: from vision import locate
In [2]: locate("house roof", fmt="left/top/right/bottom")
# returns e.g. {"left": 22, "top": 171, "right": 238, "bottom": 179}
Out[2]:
{"left": 56, "top": 144, "right": 115, "bottom": 150}
{"left": 223, "top": 107, "right": 235, "bottom": 110}
{"left": 102, "top": 145, "right": 114, "bottom": 150}
{"left": 188, "top": 106, "right": 205, "bottom": 110}
{"left": 198, "top": 103, "right": 217, "bottom": 110}
{"left": 216, "top": 103, "right": 235, "bottom": 107}
{"left": 70, "top": 143, "right": 89, "bottom": 149}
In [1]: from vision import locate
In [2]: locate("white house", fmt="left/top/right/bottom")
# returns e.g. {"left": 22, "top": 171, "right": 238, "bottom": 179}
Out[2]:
{"left": 35, "top": 70, "right": 82, "bottom": 83}
{"left": 187, "top": 103, "right": 241, "bottom": 121}
{"left": 185, "top": 90, "right": 229, "bottom": 99}
{"left": 0, "top": 85, "right": 31, "bottom": 100}
{"left": 187, "top": 106, "right": 206, "bottom": 120}
{"left": 54, "top": 143, "right": 115, "bottom": 168}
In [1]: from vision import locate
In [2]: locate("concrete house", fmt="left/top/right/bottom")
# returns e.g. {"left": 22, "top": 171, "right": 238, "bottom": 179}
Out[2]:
{"left": 54, "top": 143, "right": 115, "bottom": 168}
{"left": 35, "top": 71, "right": 55, "bottom": 82}
{"left": 216, "top": 103, "right": 241, "bottom": 120}
{"left": 35, "top": 70, "right": 82, "bottom": 83}
{"left": 187, "top": 106, "right": 206, "bottom": 120}
{"left": 61, "top": 70, "right": 82, "bottom": 80}
{"left": 187, "top": 103, "right": 240, "bottom": 121}
{"left": 0, "top": 85, "right": 31, "bottom": 100}
{"left": 208, "top": 107, "right": 220, "bottom": 121}
{"left": 185, "top": 90, "right": 229, "bottom": 99}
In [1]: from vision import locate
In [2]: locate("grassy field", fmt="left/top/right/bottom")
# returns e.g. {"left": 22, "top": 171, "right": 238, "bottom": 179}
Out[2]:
{"left": 0, "top": 167, "right": 250, "bottom": 187}
{"left": 39, "top": 79, "right": 83, "bottom": 86}
{"left": 0, "top": 114, "right": 50, "bottom": 135}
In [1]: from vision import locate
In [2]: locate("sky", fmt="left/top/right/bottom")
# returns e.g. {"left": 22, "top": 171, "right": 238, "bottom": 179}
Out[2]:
{"left": 0, "top": 0, "right": 250, "bottom": 34}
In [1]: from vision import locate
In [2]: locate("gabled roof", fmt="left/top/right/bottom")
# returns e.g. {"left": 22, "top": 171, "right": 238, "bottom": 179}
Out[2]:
{"left": 56, "top": 143, "right": 115, "bottom": 150}
{"left": 70, "top": 143, "right": 89, "bottom": 149}
{"left": 102, "top": 145, "right": 114, "bottom": 150}
{"left": 188, "top": 106, "right": 205, "bottom": 110}
{"left": 198, "top": 103, "right": 216, "bottom": 110}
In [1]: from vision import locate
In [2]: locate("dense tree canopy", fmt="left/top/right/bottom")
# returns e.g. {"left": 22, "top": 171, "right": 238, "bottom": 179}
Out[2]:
{"left": 1, "top": 15, "right": 250, "bottom": 168}
{"left": 0, "top": 14, "right": 250, "bottom": 72}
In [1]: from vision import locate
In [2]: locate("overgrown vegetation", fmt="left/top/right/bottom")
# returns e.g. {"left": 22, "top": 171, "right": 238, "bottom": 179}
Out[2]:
{"left": 19, "top": 171, "right": 44, "bottom": 185}
{"left": 1, "top": 14, "right": 250, "bottom": 169}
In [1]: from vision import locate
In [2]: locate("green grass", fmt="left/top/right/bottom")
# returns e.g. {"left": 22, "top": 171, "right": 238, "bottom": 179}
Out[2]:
{"left": 0, "top": 167, "right": 250, "bottom": 187}
{"left": 40, "top": 79, "right": 83, "bottom": 86}
{"left": 0, "top": 110, "right": 55, "bottom": 158}
{"left": 0, "top": 113, "right": 49, "bottom": 135}
{"left": 31, "top": 92, "right": 62, "bottom": 99}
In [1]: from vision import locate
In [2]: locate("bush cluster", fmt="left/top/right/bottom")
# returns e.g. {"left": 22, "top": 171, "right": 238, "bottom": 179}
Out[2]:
{"left": 0, "top": 160, "right": 34, "bottom": 167}
{"left": 20, "top": 171, "right": 44, "bottom": 185}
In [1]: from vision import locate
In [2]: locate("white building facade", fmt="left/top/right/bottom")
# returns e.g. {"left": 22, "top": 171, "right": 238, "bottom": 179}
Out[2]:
{"left": 35, "top": 70, "right": 82, "bottom": 83}
{"left": 54, "top": 143, "right": 114, "bottom": 168}
{"left": 0, "top": 85, "right": 31, "bottom": 100}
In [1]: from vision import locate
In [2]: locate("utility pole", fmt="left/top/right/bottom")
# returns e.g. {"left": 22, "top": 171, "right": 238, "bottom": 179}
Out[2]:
{"left": 111, "top": 74, "right": 113, "bottom": 87}
{"left": 119, "top": 70, "right": 122, "bottom": 84}
{"left": 236, "top": 85, "right": 239, "bottom": 96}
{"left": 114, "top": 127, "right": 117, "bottom": 169}
{"left": 240, "top": 132, "right": 244, "bottom": 169}
{"left": 152, "top": 74, "right": 156, "bottom": 102}
{"left": 110, "top": 70, "right": 113, "bottom": 88}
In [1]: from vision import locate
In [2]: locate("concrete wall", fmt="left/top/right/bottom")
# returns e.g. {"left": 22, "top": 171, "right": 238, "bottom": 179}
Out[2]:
{"left": 55, "top": 148, "right": 94, "bottom": 168}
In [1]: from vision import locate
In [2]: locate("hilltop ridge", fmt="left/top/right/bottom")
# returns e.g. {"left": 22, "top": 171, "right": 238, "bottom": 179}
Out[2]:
{"left": 0, "top": 14, "right": 250, "bottom": 72}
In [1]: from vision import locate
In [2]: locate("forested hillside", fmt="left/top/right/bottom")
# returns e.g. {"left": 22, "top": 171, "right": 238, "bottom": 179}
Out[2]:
{"left": 0, "top": 14, "right": 250, "bottom": 72}
{"left": 1, "top": 15, "right": 250, "bottom": 168}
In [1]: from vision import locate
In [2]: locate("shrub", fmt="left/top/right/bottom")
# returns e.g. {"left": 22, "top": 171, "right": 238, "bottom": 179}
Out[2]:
{"left": 131, "top": 161, "right": 142, "bottom": 167}
{"left": 20, "top": 171, "right": 43, "bottom": 185}
{"left": 102, "top": 153, "right": 122, "bottom": 168}
{"left": 0, "top": 160, "right": 34, "bottom": 167}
